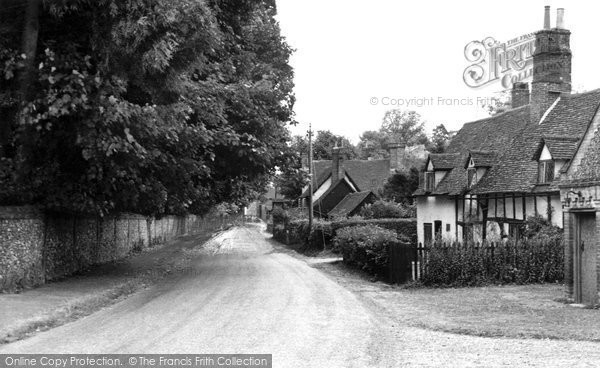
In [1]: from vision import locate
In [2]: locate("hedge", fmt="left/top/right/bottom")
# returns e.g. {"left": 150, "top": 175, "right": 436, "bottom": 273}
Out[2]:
{"left": 272, "top": 217, "right": 416, "bottom": 251}
{"left": 334, "top": 225, "right": 399, "bottom": 276}
{"left": 332, "top": 218, "right": 416, "bottom": 245}
{"left": 420, "top": 237, "right": 564, "bottom": 286}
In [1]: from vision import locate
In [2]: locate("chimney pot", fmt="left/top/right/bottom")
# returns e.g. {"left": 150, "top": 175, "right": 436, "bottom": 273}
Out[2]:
{"left": 544, "top": 6, "right": 551, "bottom": 29}
{"left": 557, "top": 8, "right": 565, "bottom": 29}
{"left": 331, "top": 147, "right": 345, "bottom": 183}
{"left": 511, "top": 82, "right": 530, "bottom": 108}
{"left": 387, "top": 142, "right": 405, "bottom": 172}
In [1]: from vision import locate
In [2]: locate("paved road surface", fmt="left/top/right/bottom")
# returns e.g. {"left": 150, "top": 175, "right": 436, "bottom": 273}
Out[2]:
{"left": 2, "top": 225, "right": 600, "bottom": 367}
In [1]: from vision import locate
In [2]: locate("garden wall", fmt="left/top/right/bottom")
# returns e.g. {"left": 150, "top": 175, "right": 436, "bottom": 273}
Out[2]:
{"left": 0, "top": 206, "right": 217, "bottom": 292}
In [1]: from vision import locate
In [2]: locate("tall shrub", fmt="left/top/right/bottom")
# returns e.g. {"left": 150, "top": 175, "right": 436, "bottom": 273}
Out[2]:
{"left": 359, "top": 200, "right": 415, "bottom": 219}
{"left": 334, "top": 225, "right": 398, "bottom": 276}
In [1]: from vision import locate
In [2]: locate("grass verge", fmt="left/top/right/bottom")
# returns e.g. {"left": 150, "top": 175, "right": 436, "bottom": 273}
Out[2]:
{"left": 312, "top": 260, "right": 600, "bottom": 342}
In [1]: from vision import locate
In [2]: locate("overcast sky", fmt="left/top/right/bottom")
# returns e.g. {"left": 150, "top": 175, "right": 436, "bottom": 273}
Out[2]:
{"left": 275, "top": 0, "right": 600, "bottom": 142}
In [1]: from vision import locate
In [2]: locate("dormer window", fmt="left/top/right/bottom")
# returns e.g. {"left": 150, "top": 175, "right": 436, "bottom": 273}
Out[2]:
{"left": 538, "top": 160, "right": 554, "bottom": 183}
{"left": 533, "top": 137, "right": 579, "bottom": 185}
{"left": 467, "top": 168, "right": 477, "bottom": 188}
{"left": 425, "top": 172, "right": 435, "bottom": 192}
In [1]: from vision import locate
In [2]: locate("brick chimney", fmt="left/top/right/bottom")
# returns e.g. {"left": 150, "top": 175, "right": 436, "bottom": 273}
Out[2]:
{"left": 530, "top": 6, "right": 571, "bottom": 123}
{"left": 331, "top": 147, "right": 345, "bottom": 182}
{"left": 387, "top": 142, "right": 405, "bottom": 172}
{"left": 511, "top": 82, "right": 530, "bottom": 108}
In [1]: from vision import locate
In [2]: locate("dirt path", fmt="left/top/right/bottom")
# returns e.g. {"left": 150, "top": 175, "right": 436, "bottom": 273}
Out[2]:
{"left": 2, "top": 225, "right": 600, "bottom": 367}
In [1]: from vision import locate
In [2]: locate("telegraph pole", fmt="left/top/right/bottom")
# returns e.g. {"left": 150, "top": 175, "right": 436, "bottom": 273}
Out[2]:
{"left": 308, "top": 123, "right": 314, "bottom": 229}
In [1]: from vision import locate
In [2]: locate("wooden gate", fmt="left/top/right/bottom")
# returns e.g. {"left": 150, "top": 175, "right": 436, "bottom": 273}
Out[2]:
{"left": 388, "top": 242, "right": 416, "bottom": 284}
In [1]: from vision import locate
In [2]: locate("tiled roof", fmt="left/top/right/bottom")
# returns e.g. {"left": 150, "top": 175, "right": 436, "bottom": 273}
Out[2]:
{"left": 540, "top": 136, "right": 580, "bottom": 160}
{"left": 424, "top": 105, "right": 531, "bottom": 196}
{"left": 467, "top": 150, "right": 497, "bottom": 168}
{"left": 572, "top": 125, "right": 600, "bottom": 182}
{"left": 429, "top": 153, "right": 460, "bottom": 170}
{"left": 300, "top": 161, "right": 332, "bottom": 198}
{"left": 472, "top": 89, "right": 600, "bottom": 194}
{"left": 300, "top": 159, "right": 390, "bottom": 198}
{"left": 328, "top": 191, "right": 375, "bottom": 218}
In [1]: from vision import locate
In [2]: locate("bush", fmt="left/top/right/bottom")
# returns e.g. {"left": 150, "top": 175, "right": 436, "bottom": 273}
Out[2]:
{"left": 359, "top": 200, "right": 416, "bottom": 219}
{"left": 334, "top": 225, "right": 398, "bottom": 276}
{"left": 333, "top": 218, "right": 416, "bottom": 245}
{"left": 271, "top": 208, "right": 289, "bottom": 225}
{"left": 286, "top": 219, "right": 333, "bottom": 249}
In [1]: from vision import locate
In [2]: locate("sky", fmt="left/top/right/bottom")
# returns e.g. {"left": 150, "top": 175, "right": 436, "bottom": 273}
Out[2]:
{"left": 275, "top": 0, "right": 600, "bottom": 143}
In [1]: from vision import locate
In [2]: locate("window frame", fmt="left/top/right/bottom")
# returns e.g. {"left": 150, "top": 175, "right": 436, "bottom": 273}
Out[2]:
{"left": 467, "top": 167, "right": 477, "bottom": 188}
{"left": 538, "top": 160, "right": 555, "bottom": 184}
{"left": 425, "top": 171, "right": 435, "bottom": 192}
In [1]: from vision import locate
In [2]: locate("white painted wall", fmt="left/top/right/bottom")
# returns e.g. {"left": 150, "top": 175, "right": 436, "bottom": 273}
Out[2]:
{"left": 434, "top": 171, "right": 447, "bottom": 186}
{"left": 417, "top": 196, "right": 456, "bottom": 244}
{"left": 540, "top": 145, "right": 552, "bottom": 160}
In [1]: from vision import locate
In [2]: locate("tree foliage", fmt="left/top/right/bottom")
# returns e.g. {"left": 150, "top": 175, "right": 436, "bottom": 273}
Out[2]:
{"left": 312, "top": 130, "right": 357, "bottom": 160}
{"left": 381, "top": 167, "right": 420, "bottom": 204}
{"left": 274, "top": 135, "right": 309, "bottom": 200}
{"left": 429, "top": 124, "right": 451, "bottom": 153}
{"left": 357, "top": 109, "right": 430, "bottom": 160}
{"left": 380, "top": 110, "right": 429, "bottom": 146}
{"left": 0, "top": 0, "right": 295, "bottom": 216}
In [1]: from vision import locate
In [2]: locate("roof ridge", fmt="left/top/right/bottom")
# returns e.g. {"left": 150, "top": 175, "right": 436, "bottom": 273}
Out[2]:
{"left": 543, "top": 135, "right": 580, "bottom": 141}
{"left": 461, "top": 104, "right": 530, "bottom": 127}
{"left": 563, "top": 88, "right": 600, "bottom": 98}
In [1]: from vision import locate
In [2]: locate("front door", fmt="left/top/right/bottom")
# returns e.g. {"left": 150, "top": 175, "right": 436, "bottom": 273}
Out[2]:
{"left": 574, "top": 212, "right": 597, "bottom": 305}
{"left": 423, "top": 223, "right": 432, "bottom": 245}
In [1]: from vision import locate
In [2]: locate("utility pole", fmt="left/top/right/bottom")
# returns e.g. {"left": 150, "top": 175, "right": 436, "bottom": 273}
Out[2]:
{"left": 308, "top": 123, "right": 314, "bottom": 230}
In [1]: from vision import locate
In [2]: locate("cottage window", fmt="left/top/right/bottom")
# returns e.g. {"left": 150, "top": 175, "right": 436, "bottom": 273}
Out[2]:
{"left": 467, "top": 168, "right": 477, "bottom": 188}
{"left": 538, "top": 160, "right": 554, "bottom": 183}
{"left": 425, "top": 172, "right": 435, "bottom": 192}
{"left": 434, "top": 220, "right": 442, "bottom": 241}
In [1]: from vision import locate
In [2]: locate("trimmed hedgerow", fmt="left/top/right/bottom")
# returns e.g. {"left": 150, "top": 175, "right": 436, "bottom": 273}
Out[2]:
{"left": 420, "top": 216, "right": 564, "bottom": 287}
{"left": 334, "top": 225, "right": 399, "bottom": 276}
{"left": 272, "top": 216, "right": 417, "bottom": 254}
{"left": 333, "top": 218, "right": 416, "bottom": 245}
{"left": 420, "top": 236, "right": 564, "bottom": 287}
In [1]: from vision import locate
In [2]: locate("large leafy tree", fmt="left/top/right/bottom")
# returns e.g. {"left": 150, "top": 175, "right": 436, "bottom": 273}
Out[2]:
{"left": 357, "top": 109, "right": 430, "bottom": 160}
{"left": 0, "top": 0, "right": 295, "bottom": 216}
{"left": 312, "top": 130, "right": 357, "bottom": 160}
{"left": 429, "top": 124, "right": 451, "bottom": 154}
{"left": 380, "top": 110, "right": 429, "bottom": 146}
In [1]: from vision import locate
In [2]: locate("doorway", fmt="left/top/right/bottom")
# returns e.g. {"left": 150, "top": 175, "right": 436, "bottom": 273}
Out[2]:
{"left": 574, "top": 212, "right": 597, "bottom": 305}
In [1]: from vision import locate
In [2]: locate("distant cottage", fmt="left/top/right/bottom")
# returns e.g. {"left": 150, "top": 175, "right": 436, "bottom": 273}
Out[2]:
{"left": 415, "top": 7, "right": 600, "bottom": 246}
{"left": 300, "top": 143, "right": 408, "bottom": 218}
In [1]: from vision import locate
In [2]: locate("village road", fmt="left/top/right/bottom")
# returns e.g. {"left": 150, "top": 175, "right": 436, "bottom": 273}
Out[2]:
{"left": 2, "top": 225, "right": 600, "bottom": 367}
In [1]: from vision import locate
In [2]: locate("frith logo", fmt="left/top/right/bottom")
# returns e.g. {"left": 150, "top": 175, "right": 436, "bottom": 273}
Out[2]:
{"left": 463, "top": 33, "right": 536, "bottom": 89}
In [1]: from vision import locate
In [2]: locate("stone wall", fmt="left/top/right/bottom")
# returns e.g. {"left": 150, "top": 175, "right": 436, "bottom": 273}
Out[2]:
{"left": 0, "top": 207, "right": 215, "bottom": 292}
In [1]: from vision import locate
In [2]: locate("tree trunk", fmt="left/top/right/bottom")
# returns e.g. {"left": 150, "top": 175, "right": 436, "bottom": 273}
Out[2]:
{"left": 19, "top": 0, "right": 41, "bottom": 102}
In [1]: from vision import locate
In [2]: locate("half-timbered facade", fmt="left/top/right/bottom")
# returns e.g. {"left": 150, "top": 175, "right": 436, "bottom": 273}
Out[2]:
{"left": 415, "top": 7, "right": 600, "bottom": 245}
